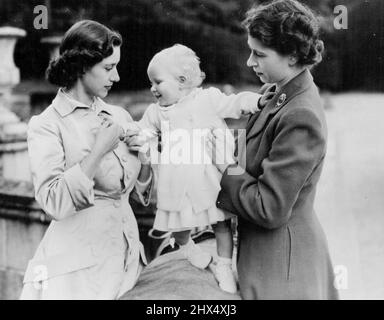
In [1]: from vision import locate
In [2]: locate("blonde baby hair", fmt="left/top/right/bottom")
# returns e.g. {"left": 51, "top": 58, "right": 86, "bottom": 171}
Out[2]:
{"left": 149, "top": 44, "right": 205, "bottom": 88}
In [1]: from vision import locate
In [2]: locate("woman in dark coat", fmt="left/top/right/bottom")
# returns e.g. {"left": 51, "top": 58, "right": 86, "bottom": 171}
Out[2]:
{"left": 210, "top": 0, "right": 338, "bottom": 299}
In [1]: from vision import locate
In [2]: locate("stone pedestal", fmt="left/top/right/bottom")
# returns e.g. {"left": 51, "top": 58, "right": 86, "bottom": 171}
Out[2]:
{"left": 41, "top": 35, "right": 62, "bottom": 62}
{"left": 0, "top": 27, "right": 26, "bottom": 91}
{"left": 0, "top": 26, "right": 30, "bottom": 182}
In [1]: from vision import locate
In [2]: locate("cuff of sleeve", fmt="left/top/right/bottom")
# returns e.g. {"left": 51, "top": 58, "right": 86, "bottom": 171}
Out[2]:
{"left": 217, "top": 164, "right": 244, "bottom": 214}
{"left": 63, "top": 163, "right": 95, "bottom": 210}
{"left": 134, "top": 168, "right": 153, "bottom": 206}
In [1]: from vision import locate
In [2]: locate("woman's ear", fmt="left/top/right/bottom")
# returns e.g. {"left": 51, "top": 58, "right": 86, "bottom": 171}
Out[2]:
{"left": 288, "top": 54, "right": 298, "bottom": 66}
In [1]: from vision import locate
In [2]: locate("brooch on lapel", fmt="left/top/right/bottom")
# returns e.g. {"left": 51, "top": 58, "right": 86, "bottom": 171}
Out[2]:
{"left": 276, "top": 93, "right": 286, "bottom": 107}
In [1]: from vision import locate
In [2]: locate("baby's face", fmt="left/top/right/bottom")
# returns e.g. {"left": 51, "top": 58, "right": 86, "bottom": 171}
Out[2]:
{"left": 147, "top": 60, "right": 185, "bottom": 107}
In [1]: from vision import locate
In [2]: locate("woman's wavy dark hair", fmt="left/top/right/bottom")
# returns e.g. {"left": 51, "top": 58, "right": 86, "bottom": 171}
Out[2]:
{"left": 46, "top": 20, "right": 122, "bottom": 88}
{"left": 243, "top": 0, "right": 324, "bottom": 66}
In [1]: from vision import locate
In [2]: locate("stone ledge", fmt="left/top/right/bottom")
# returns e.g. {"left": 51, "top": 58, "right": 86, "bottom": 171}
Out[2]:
{"left": 0, "top": 179, "right": 49, "bottom": 224}
{"left": 0, "top": 267, "right": 24, "bottom": 300}
{"left": 0, "top": 178, "right": 156, "bottom": 225}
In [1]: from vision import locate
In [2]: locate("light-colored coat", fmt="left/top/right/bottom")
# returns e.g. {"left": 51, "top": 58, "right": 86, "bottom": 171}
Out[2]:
{"left": 20, "top": 90, "right": 152, "bottom": 300}
{"left": 217, "top": 69, "right": 338, "bottom": 299}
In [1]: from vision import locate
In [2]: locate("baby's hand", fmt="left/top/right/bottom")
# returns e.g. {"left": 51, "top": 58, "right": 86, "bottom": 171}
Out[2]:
{"left": 258, "top": 91, "right": 276, "bottom": 108}
{"left": 240, "top": 94, "right": 266, "bottom": 115}
{"left": 124, "top": 122, "right": 141, "bottom": 133}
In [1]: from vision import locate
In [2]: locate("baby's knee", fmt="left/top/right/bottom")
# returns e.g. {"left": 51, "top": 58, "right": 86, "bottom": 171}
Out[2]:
{"left": 172, "top": 230, "right": 191, "bottom": 244}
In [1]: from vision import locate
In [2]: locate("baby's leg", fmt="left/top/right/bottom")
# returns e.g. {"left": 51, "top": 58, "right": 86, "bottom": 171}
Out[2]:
{"left": 212, "top": 220, "right": 233, "bottom": 259}
{"left": 172, "top": 230, "right": 191, "bottom": 246}
{"left": 212, "top": 219, "right": 237, "bottom": 293}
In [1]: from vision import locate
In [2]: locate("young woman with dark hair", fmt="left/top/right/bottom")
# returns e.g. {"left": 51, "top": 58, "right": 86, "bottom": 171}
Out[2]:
{"left": 20, "top": 20, "right": 153, "bottom": 299}
{"left": 209, "top": 0, "right": 338, "bottom": 299}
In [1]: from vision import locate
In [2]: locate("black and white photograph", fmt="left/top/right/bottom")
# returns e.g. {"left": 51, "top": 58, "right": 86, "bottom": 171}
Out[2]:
{"left": 0, "top": 0, "right": 383, "bottom": 302}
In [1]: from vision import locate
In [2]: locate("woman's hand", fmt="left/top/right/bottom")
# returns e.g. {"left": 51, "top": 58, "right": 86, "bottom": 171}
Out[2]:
{"left": 80, "top": 120, "right": 124, "bottom": 179}
{"left": 206, "top": 128, "right": 235, "bottom": 174}
{"left": 93, "top": 121, "right": 124, "bottom": 158}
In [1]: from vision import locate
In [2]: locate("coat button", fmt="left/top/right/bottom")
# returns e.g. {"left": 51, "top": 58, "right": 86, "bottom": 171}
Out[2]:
{"left": 126, "top": 170, "right": 133, "bottom": 177}
{"left": 122, "top": 217, "right": 127, "bottom": 223}
{"left": 122, "top": 155, "right": 128, "bottom": 162}
{"left": 113, "top": 201, "right": 121, "bottom": 208}
{"left": 91, "top": 246, "right": 98, "bottom": 257}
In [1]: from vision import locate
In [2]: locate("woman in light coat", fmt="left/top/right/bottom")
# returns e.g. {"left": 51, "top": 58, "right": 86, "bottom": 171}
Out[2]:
{"left": 20, "top": 20, "right": 153, "bottom": 299}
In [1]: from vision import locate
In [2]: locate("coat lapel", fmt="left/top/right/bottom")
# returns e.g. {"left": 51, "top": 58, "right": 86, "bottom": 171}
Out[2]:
{"left": 246, "top": 69, "right": 313, "bottom": 142}
{"left": 245, "top": 91, "right": 279, "bottom": 142}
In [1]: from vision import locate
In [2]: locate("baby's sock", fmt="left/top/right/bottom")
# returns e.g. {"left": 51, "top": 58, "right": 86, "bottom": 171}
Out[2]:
{"left": 216, "top": 256, "right": 232, "bottom": 267}
{"left": 214, "top": 256, "right": 237, "bottom": 293}
{"left": 178, "top": 237, "right": 194, "bottom": 249}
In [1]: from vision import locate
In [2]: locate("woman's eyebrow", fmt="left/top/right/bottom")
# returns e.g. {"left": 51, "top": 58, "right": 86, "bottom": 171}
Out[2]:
{"left": 252, "top": 48, "right": 265, "bottom": 55}
{"left": 247, "top": 43, "right": 264, "bottom": 54}
{"left": 105, "top": 62, "right": 118, "bottom": 66}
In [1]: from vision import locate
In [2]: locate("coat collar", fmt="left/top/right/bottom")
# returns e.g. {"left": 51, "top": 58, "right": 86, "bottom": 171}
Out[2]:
{"left": 246, "top": 68, "right": 314, "bottom": 141}
{"left": 52, "top": 88, "right": 112, "bottom": 117}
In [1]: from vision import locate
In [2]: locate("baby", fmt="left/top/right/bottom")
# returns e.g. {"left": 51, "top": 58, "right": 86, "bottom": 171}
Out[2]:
{"left": 134, "top": 44, "right": 263, "bottom": 293}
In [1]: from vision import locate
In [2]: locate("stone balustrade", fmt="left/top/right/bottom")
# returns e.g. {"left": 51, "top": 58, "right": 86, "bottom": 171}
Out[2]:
{"left": 0, "top": 178, "right": 156, "bottom": 299}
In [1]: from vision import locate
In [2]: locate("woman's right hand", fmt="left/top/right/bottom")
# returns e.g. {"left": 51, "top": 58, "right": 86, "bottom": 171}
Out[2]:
{"left": 93, "top": 121, "right": 124, "bottom": 158}
{"left": 80, "top": 121, "right": 123, "bottom": 180}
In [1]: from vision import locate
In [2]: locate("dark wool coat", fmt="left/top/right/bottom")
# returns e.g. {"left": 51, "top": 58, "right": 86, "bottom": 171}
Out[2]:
{"left": 217, "top": 69, "right": 338, "bottom": 300}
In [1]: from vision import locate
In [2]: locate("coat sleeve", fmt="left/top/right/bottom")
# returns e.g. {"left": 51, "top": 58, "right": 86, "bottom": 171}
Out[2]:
{"left": 28, "top": 116, "right": 95, "bottom": 221}
{"left": 217, "top": 107, "right": 326, "bottom": 229}
{"left": 208, "top": 87, "right": 262, "bottom": 119}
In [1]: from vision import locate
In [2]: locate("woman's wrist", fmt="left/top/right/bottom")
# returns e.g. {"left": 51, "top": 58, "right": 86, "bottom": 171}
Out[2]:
{"left": 90, "top": 144, "right": 106, "bottom": 161}
{"left": 80, "top": 149, "right": 103, "bottom": 179}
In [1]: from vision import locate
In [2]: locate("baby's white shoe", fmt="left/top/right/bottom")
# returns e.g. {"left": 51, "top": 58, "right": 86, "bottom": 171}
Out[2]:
{"left": 214, "top": 257, "right": 237, "bottom": 294}
{"left": 180, "top": 239, "right": 212, "bottom": 269}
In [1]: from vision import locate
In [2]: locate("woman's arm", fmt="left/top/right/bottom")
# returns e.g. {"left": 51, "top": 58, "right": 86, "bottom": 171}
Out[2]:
{"left": 80, "top": 121, "right": 122, "bottom": 179}
{"left": 217, "top": 107, "right": 326, "bottom": 229}
{"left": 28, "top": 117, "right": 95, "bottom": 221}
{"left": 28, "top": 115, "right": 122, "bottom": 221}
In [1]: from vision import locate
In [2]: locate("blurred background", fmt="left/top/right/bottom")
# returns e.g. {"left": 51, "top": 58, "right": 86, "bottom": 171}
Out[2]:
{"left": 0, "top": 0, "right": 383, "bottom": 299}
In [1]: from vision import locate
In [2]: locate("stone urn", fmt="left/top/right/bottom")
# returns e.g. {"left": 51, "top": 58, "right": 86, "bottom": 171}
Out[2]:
{"left": 40, "top": 35, "right": 63, "bottom": 62}
{"left": 0, "top": 26, "right": 30, "bottom": 182}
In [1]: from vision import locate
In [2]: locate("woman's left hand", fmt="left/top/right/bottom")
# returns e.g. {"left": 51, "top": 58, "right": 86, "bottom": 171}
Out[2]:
{"left": 205, "top": 129, "right": 233, "bottom": 174}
